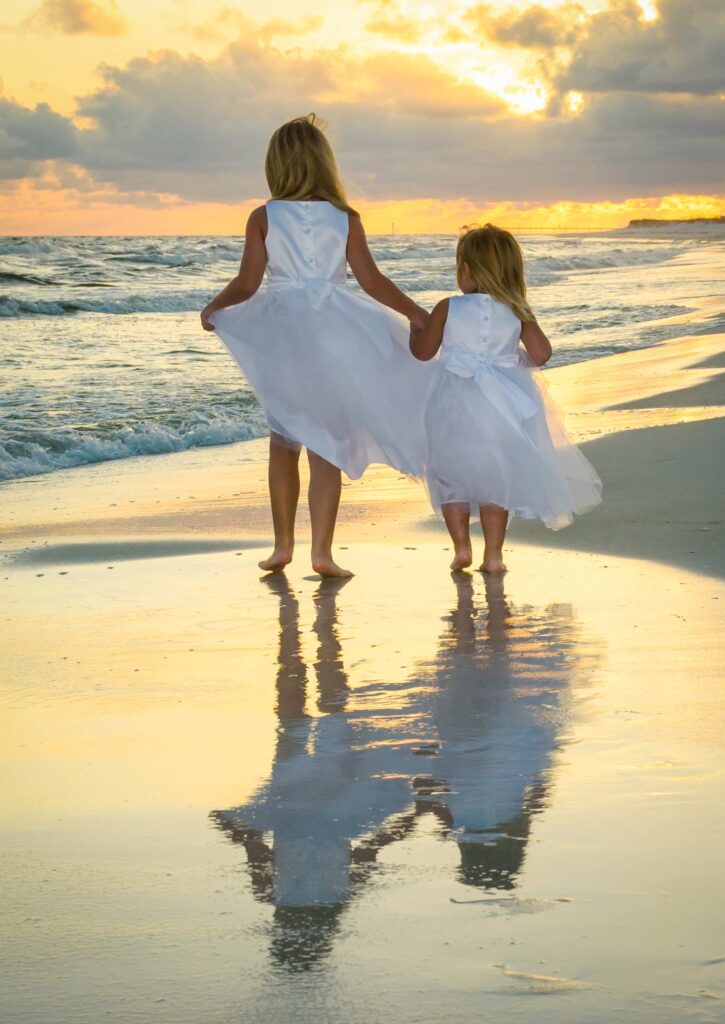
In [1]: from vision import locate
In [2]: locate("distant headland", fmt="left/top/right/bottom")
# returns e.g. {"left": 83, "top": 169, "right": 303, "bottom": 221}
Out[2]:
{"left": 628, "top": 216, "right": 725, "bottom": 228}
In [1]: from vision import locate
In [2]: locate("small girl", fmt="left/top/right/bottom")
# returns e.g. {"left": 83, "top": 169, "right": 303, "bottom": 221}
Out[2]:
{"left": 202, "top": 114, "right": 431, "bottom": 578}
{"left": 410, "top": 224, "right": 602, "bottom": 573}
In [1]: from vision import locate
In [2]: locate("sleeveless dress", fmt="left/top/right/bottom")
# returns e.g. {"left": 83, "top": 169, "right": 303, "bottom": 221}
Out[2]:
{"left": 210, "top": 200, "right": 432, "bottom": 479}
{"left": 424, "top": 292, "right": 602, "bottom": 529}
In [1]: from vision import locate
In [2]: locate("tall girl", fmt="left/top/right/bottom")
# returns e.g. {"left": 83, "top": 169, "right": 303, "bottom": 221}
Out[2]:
{"left": 411, "top": 224, "right": 602, "bottom": 573}
{"left": 201, "top": 114, "right": 431, "bottom": 578}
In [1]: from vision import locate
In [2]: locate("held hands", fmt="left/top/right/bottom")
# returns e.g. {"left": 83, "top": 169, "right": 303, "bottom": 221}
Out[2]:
{"left": 409, "top": 306, "right": 430, "bottom": 332}
{"left": 409, "top": 324, "right": 423, "bottom": 348}
{"left": 408, "top": 305, "right": 429, "bottom": 349}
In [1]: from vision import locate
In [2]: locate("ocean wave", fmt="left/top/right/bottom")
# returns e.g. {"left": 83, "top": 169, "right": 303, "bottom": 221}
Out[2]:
{"left": 0, "top": 289, "right": 214, "bottom": 317}
{"left": 0, "top": 238, "right": 58, "bottom": 256}
{"left": 528, "top": 244, "right": 687, "bottom": 275}
{"left": 0, "top": 408, "right": 268, "bottom": 482}
{"left": 552, "top": 303, "right": 691, "bottom": 334}
{"left": 0, "top": 270, "right": 58, "bottom": 286}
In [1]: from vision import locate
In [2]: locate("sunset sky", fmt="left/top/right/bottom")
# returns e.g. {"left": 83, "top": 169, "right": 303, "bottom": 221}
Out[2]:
{"left": 1, "top": 0, "right": 723, "bottom": 233}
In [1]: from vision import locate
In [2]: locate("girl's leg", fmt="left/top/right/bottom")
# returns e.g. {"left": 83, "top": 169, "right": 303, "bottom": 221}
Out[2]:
{"left": 479, "top": 504, "right": 509, "bottom": 574}
{"left": 258, "top": 434, "right": 301, "bottom": 572}
{"left": 442, "top": 502, "right": 472, "bottom": 571}
{"left": 307, "top": 450, "right": 353, "bottom": 578}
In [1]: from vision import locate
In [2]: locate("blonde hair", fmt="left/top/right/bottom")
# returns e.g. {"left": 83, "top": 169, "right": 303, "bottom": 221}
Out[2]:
{"left": 265, "top": 113, "right": 357, "bottom": 215}
{"left": 456, "top": 224, "right": 535, "bottom": 322}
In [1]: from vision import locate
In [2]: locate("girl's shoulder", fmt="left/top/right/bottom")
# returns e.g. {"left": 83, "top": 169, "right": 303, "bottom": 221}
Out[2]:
{"left": 246, "top": 204, "right": 269, "bottom": 237}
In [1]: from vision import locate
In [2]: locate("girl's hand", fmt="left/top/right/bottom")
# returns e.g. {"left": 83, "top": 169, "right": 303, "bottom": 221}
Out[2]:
{"left": 200, "top": 304, "right": 216, "bottom": 332}
{"left": 409, "top": 324, "right": 422, "bottom": 348}
{"left": 410, "top": 298, "right": 448, "bottom": 361}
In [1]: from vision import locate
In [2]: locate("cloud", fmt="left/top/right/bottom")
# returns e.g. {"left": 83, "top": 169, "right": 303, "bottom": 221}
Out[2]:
{"left": 26, "top": 0, "right": 127, "bottom": 36}
{"left": 323, "top": 51, "right": 507, "bottom": 119}
{"left": 71, "top": 39, "right": 506, "bottom": 198}
{"left": 185, "top": 9, "right": 323, "bottom": 45}
{"left": 559, "top": 0, "right": 725, "bottom": 95}
{"left": 1, "top": 20, "right": 723, "bottom": 209}
{"left": 0, "top": 97, "right": 78, "bottom": 179}
{"left": 359, "top": 0, "right": 428, "bottom": 43}
{"left": 75, "top": 41, "right": 723, "bottom": 203}
{"left": 470, "top": 2, "right": 587, "bottom": 48}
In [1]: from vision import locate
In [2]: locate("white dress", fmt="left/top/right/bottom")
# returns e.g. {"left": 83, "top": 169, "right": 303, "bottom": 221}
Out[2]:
{"left": 424, "top": 292, "right": 602, "bottom": 528}
{"left": 211, "top": 200, "right": 432, "bottom": 479}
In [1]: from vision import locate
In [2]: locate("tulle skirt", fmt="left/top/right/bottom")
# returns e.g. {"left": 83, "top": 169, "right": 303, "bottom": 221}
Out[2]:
{"left": 424, "top": 362, "right": 602, "bottom": 529}
{"left": 211, "top": 282, "right": 434, "bottom": 479}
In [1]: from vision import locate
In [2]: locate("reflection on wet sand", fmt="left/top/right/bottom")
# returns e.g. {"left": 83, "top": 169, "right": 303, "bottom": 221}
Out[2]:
{"left": 211, "top": 573, "right": 598, "bottom": 972}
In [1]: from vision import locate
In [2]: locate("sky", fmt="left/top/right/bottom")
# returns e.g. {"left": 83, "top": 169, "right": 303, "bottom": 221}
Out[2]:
{"left": 0, "top": 0, "right": 723, "bottom": 233}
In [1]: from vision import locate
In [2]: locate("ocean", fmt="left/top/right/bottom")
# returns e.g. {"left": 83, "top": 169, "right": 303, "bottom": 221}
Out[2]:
{"left": 1, "top": 230, "right": 722, "bottom": 483}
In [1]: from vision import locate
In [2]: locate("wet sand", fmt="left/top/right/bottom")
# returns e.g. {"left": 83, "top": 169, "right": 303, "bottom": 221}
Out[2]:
{"left": 1, "top": 328, "right": 725, "bottom": 1023}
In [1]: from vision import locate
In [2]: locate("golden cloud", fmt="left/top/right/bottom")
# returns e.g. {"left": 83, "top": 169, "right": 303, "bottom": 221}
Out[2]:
{"left": 26, "top": 0, "right": 126, "bottom": 36}
{"left": 186, "top": 9, "right": 323, "bottom": 45}
{"left": 320, "top": 50, "right": 507, "bottom": 118}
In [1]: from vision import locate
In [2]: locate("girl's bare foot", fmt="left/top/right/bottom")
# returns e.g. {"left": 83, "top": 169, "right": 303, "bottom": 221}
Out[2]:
{"left": 311, "top": 553, "right": 353, "bottom": 578}
{"left": 450, "top": 547, "right": 472, "bottom": 571}
{"left": 258, "top": 548, "right": 293, "bottom": 572}
{"left": 480, "top": 549, "right": 507, "bottom": 574}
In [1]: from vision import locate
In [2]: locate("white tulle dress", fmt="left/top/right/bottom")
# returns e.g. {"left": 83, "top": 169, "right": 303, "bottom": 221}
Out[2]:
{"left": 211, "top": 200, "right": 433, "bottom": 479}
{"left": 424, "top": 292, "right": 602, "bottom": 529}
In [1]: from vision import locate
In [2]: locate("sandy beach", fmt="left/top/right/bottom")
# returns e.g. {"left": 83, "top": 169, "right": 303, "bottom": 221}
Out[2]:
{"left": 2, "top": 322, "right": 725, "bottom": 1023}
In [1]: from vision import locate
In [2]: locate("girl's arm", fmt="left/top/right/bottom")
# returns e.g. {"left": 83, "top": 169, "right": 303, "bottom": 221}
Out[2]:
{"left": 347, "top": 215, "right": 429, "bottom": 329}
{"left": 201, "top": 207, "right": 268, "bottom": 331}
{"left": 409, "top": 298, "right": 449, "bottom": 361}
{"left": 520, "top": 320, "right": 552, "bottom": 366}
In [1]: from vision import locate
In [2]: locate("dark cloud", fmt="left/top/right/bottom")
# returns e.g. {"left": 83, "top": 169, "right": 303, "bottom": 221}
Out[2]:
{"left": 470, "top": 2, "right": 585, "bottom": 48}
{"left": 0, "top": 97, "right": 78, "bottom": 179}
{"left": 332, "top": 92, "right": 725, "bottom": 202}
{"left": 560, "top": 0, "right": 725, "bottom": 96}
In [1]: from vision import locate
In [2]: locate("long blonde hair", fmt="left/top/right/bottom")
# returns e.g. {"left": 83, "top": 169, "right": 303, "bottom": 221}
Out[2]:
{"left": 456, "top": 224, "right": 535, "bottom": 322}
{"left": 265, "top": 113, "right": 357, "bottom": 215}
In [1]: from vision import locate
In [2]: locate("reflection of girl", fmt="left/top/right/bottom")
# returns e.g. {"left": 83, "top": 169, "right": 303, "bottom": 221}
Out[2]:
{"left": 212, "top": 574, "right": 424, "bottom": 971}
{"left": 212, "top": 576, "right": 424, "bottom": 909}
{"left": 416, "top": 574, "right": 578, "bottom": 890}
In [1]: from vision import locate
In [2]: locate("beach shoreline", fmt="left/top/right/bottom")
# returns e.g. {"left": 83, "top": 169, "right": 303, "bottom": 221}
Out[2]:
{"left": 2, "top": 316, "right": 725, "bottom": 1024}
{"left": 3, "top": 321, "right": 723, "bottom": 578}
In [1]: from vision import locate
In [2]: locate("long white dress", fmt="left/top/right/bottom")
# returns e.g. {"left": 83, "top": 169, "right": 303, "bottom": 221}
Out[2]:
{"left": 424, "top": 292, "right": 602, "bottom": 529}
{"left": 211, "top": 200, "right": 433, "bottom": 479}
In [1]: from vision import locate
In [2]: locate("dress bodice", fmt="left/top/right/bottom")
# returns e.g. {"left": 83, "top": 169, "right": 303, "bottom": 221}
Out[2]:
{"left": 265, "top": 200, "right": 349, "bottom": 288}
{"left": 441, "top": 293, "right": 522, "bottom": 362}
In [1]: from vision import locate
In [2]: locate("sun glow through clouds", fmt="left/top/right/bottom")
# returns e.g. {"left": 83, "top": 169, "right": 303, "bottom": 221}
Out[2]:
{"left": 466, "top": 65, "right": 549, "bottom": 115}
{"left": 637, "top": 0, "right": 659, "bottom": 20}
{"left": 565, "top": 91, "right": 586, "bottom": 115}
{"left": 0, "top": 0, "right": 720, "bottom": 233}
